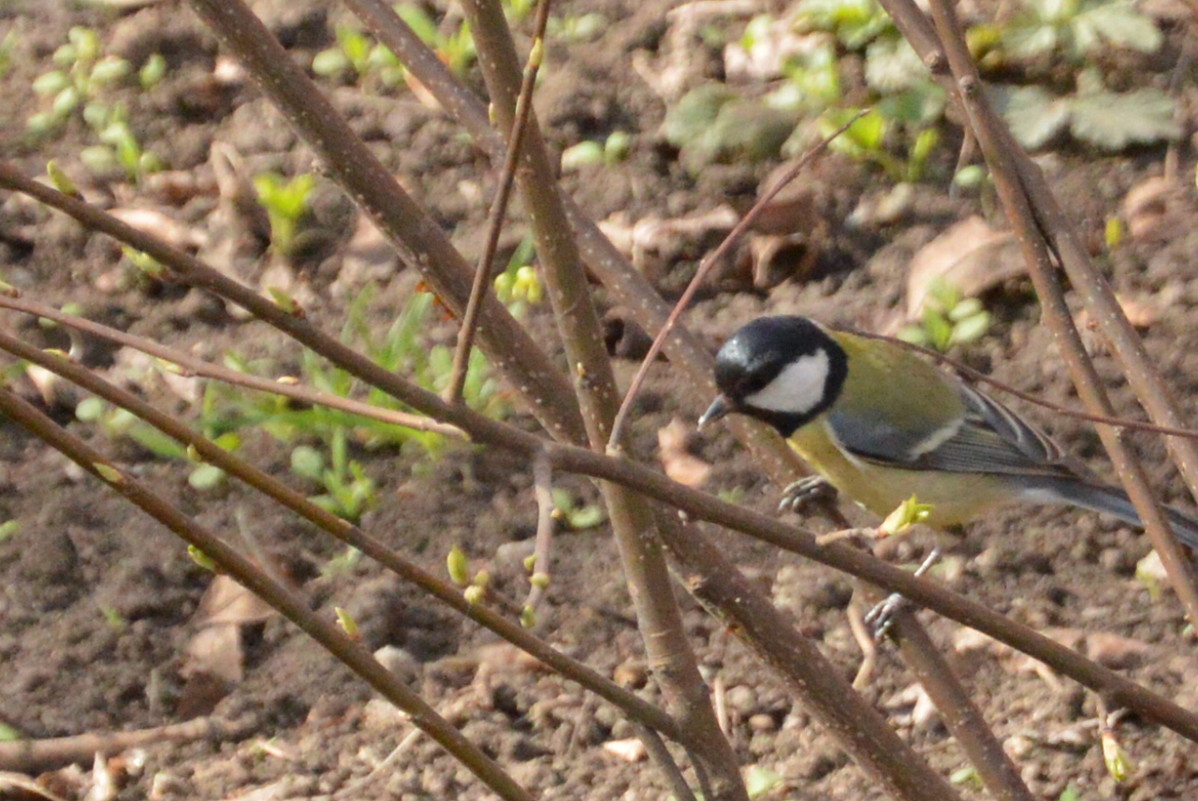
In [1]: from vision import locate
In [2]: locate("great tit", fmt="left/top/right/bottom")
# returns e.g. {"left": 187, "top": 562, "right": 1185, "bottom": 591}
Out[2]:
{"left": 700, "top": 315, "right": 1198, "bottom": 549}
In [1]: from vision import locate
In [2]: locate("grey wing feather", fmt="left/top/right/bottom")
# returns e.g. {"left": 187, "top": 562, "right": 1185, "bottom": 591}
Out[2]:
{"left": 830, "top": 381, "right": 1072, "bottom": 476}
{"left": 824, "top": 407, "right": 945, "bottom": 464}
{"left": 954, "top": 383, "right": 1064, "bottom": 465}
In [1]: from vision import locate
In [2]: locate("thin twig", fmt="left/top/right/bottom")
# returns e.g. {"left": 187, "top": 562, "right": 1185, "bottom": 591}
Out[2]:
{"left": 334, "top": 726, "right": 422, "bottom": 799}
{"left": 524, "top": 450, "right": 556, "bottom": 615}
{"left": 0, "top": 294, "right": 467, "bottom": 439}
{"left": 183, "top": 0, "right": 589, "bottom": 444}
{"left": 0, "top": 331, "right": 683, "bottom": 745}
{"left": 673, "top": 519, "right": 964, "bottom": 801}
{"left": 885, "top": 605, "right": 1038, "bottom": 801}
{"left": 14, "top": 307, "right": 1198, "bottom": 746}
{"left": 446, "top": 0, "right": 553, "bottom": 404}
{"left": 606, "top": 110, "right": 868, "bottom": 451}
{"left": 917, "top": 0, "right": 1198, "bottom": 624}
{"left": 634, "top": 724, "right": 699, "bottom": 801}
{"left": 347, "top": 0, "right": 810, "bottom": 487}
{"left": 461, "top": 0, "right": 749, "bottom": 796}
{"left": 0, "top": 716, "right": 256, "bottom": 774}
{"left": 0, "top": 387, "right": 534, "bottom": 801}
{"left": 848, "top": 603, "right": 878, "bottom": 690}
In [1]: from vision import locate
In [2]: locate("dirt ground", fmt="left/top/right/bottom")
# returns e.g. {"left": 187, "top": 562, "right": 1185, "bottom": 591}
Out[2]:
{"left": 3, "top": 0, "right": 1198, "bottom": 799}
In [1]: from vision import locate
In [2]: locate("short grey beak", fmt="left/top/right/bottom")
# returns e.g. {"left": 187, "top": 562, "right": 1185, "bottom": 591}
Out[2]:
{"left": 698, "top": 395, "right": 733, "bottom": 429}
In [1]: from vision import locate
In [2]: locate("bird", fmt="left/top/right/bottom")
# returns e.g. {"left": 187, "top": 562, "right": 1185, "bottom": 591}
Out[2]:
{"left": 699, "top": 315, "right": 1198, "bottom": 550}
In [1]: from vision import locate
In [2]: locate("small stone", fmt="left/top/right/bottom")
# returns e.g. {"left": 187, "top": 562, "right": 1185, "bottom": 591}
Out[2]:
{"left": 748, "top": 713, "right": 777, "bottom": 732}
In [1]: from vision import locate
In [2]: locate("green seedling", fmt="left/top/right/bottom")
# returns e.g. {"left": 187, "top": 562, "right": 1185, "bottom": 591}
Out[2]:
{"left": 1058, "top": 786, "right": 1081, "bottom": 801}
{"left": 79, "top": 103, "right": 166, "bottom": 182}
{"left": 139, "top": 53, "right": 167, "bottom": 90}
{"left": 560, "top": 131, "right": 632, "bottom": 172}
{"left": 99, "top": 605, "right": 127, "bottom": 632}
{"left": 394, "top": 3, "right": 477, "bottom": 77}
{"left": 321, "top": 547, "right": 363, "bottom": 578}
{"left": 995, "top": 69, "right": 1178, "bottom": 151}
{"left": 795, "top": 0, "right": 892, "bottom": 48}
{"left": 0, "top": 520, "right": 19, "bottom": 542}
{"left": 188, "top": 544, "right": 218, "bottom": 572}
{"left": 897, "top": 278, "right": 992, "bottom": 352}
{"left": 755, "top": 2, "right": 947, "bottom": 179}
{"left": 290, "top": 434, "right": 378, "bottom": 523}
{"left": 547, "top": 13, "right": 607, "bottom": 43}
{"left": 949, "top": 766, "right": 984, "bottom": 789}
{"left": 253, "top": 172, "right": 316, "bottom": 258}
{"left": 312, "top": 24, "right": 406, "bottom": 89}
{"left": 550, "top": 488, "right": 606, "bottom": 530}
{"left": 29, "top": 27, "right": 127, "bottom": 135}
{"left": 744, "top": 764, "right": 784, "bottom": 798}
{"left": 0, "top": 29, "right": 15, "bottom": 79}
{"left": 1000, "top": 0, "right": 1161, "bottom": 63}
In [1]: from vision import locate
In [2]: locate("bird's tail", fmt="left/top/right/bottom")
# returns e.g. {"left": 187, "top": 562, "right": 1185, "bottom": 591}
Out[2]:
{"left": 1028, "top": 476, "right": 1198, "bottom": 552}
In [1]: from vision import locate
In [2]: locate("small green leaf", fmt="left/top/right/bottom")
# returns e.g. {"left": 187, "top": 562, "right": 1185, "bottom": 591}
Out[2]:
{"left": 335, "top": 606, "right": 360, "bottom": 638}
{"left": 290, "top": 445, "right": 324, "bottom": 480}
{"left": 880, "top": 495, "right": 934, "bottom": 535}
{"left": 744, "top": 764, "right": 783, "bottom": 797}
{"left": 1101, "top": 731, "right": 1133, "bottom": 781}
{"left": 32, "top": 70, "right": 71, "bottom": 96}
{"left": 90, "top": 55, "right": 131, "bottom": 85}
{"left": 395, "top": 4, "right": 440, "bottom": 46}
{"left": 188, "top": 544, "right": 217, "bottom": 571}
{"left": 188, "top": 464, "right": 226, "bottom": 491}
{"left": 1069, "top": 86, "right": 1178, "bottom": 150}
{"left": 0, "top": 520, "right": 20, "bottom": 542}
{"left": 922, "top": 308, "right": 952, "bottom": 351}
{"left": 447, "top": 544, "right": 470, "bottom": 586}
{"left": 139, "top": 53, "right": 167, "bottom": 89}
{"left": 947, "top": 297, "right": 983, "bottom": 322}
{"left": 52, "top": 85, "right": 81, "bottom": 118}
{"left": 1058, "top": 785, "right": 1081, "bottom": 801}
{"left": 93, "top": 462, "right": 125, "bottom": 484}
{"left": 1075, "top": 1, "right": 1161, "bottom": 54}
{"left": 313, "top": 48, "right": 350, "bottom": 76}
{"left": 949, "top": 311, "right": 992, "bottom": 345}
{"left": 996, "top": 85, "right": 1070, "bottom": 149}
{"left": 76, "top": 396, "right": 106, "bottom": 422}
{"left": 561, "top": 140, "right": 604, "bottom": 171}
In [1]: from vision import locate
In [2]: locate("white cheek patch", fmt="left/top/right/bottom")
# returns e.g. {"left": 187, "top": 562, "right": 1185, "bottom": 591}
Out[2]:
{"left": 744, "top": 350, "right": 830, "bottom": 415}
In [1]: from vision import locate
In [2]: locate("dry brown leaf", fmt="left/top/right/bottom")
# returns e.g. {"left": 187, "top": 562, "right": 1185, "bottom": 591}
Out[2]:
{"left": 192, "top": 575, "right": 277, "bottom": 627}
{"left": 183, "top": 623, "right": 244, "bottom": 684}
{"left": 1084, "top": 632, "right": 1153, "bottom": 670}
{"left": 1121, "top": 176, "right": 1195, "bottom": 244}
{"left": 658, "top": 417, "right": 712, "bottom": 487}
{"left": 906, "top": 216, "right": 1023, "bottom": 320}
{"left": 108, "top": 208, "right": 204, "bottom": 252}
{"left": 0, "top": 771, "right": 72, "bottom": 801}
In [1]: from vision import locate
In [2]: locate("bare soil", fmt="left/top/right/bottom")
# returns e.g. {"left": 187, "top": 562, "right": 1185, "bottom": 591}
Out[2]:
{"left": 3, "top": 1, "right": 1198, "bottom": 800}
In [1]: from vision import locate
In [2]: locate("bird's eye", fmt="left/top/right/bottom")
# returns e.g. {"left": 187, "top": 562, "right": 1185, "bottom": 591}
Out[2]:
{"left": 735, "top": 375, "right": 767, "bottom": 397}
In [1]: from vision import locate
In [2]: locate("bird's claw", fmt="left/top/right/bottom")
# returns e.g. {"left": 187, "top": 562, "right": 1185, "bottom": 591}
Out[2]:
{"left": 864, "top": 593, "right": 910, "bottom": 640}
{"left": 863, "top": 547, "right": 942, "bottom": 642}
{"left": 778, "top": 476, "right": 838, "bottom": 515}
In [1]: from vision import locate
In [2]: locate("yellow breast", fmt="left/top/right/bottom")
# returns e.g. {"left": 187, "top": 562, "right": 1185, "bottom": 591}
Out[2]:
{"left": 788, "top": 417, "right": 1014, "bottom": 528}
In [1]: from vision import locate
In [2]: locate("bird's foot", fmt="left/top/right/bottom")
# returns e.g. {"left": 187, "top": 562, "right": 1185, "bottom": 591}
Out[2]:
{"left": 778, "top": 476, "right": 838, "bottom": 515}
{"left": 863, "top": 547, "right": 942, "bottom": 641}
